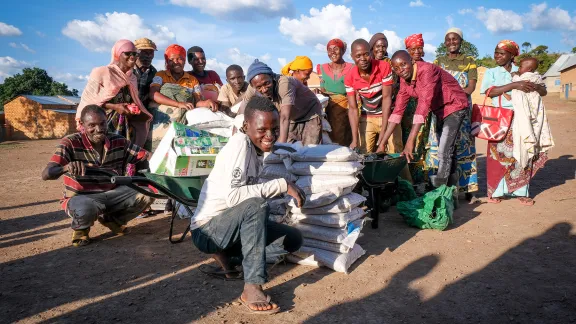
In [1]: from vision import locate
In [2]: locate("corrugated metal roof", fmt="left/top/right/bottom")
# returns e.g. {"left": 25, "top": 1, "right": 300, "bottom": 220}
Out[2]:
{"left": 543, "top": 54, "right": 574, "bottom": 77}
{"left": 559, "top": 55, "right": 576, "bottom": 73}
{"left": 22, "top": 95, "right": 80, "bottom": 106}
{"left": 58, "top": 96, "right": 81, "bottom": 104}
{"left": 44, "top": 109, "right": 77, "bottom": 114}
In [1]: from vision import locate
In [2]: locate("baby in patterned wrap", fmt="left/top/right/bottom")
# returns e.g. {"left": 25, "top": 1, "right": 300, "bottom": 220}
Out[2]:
{"left": 510, "top": 57, "right": 554, "bottom": 169}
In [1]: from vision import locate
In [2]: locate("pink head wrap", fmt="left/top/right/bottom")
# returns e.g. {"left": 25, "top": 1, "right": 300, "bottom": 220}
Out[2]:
{"left": 110, "top": 39, "right": 136, "bottom": 64}
{"left": 404, "top": 34, "right": 424, "bottom": 49}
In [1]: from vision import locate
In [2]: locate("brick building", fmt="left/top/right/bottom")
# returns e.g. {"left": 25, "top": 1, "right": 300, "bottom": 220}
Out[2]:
{"left": 559, "top": 55, "right": 576, "bottom": 100}
{"left": 4, "top": 95, "right": 80, "bottom": 140}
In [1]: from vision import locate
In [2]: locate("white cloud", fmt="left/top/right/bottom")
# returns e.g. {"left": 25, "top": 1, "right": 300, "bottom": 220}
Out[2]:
{"left": 278, "top": 4, "right": 370, "bottom": 47}
{"left": 383, "top": 30, "right": 404, "bottom": 55}
{"left": 205, "top": 58, "right": 228, "bottom": 78}
{"left": 169, "top": 0, "right": 293, "bottom": 20}
{"left": 160, "top": 17, "right": 235, "bottom": 50}
{"left": 476, "top": 7, "right": 523, "bottom": 33}
{"left": 0, "top": 56, "right": 31, "bottom": 82}
{"left": 458, "top": 8, "right": 473, "bottom": 15}
{"left": 277, "top": 57, "right": 287, "bottom": 68}
{"left": 409, "top": 0, "right": 425, "bottom": 8}
{"left": 62, "top": 12, "right": 176, "bottom": 52}
{"left": 524, "top": 3, "right": 576, "bottom": 31}
{"left": 36, "top": 31, "right": 46, "bottom": 37}
{"left": 446, "top": 15, "right": 454, "bottom": 27}
{"left": 369, "top": 5, "right": 376, "bottom": 12}
{"left": 423, "top": 43, "right": 438, "bottom": 62}
{"left": 0, "top": 22, "right": 22, "bottom": 36}
{"left": 52, "top": 72, "right": 89, "bottom": 83}
{"left": 7, "top": 42, "right": 35, "bottom": 53}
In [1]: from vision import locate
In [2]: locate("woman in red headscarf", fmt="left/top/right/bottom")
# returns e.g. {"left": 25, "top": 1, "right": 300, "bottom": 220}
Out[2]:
{"left": 405, "top": 33, "right": 425, "bottom": 61}
{"left": 395, "top": 33, "right": 431, "bottom": 185}
{"left": 480, "top": 40, "right": 548, "bottom": 206}
{"left": 148, "top": 44, "right": 218, "bottom": 148}
{"left": 316, "top": 38, "right": 355, "bottom": 146}
{"left": 77, "top": 39, "right": 153, "bottom": 149}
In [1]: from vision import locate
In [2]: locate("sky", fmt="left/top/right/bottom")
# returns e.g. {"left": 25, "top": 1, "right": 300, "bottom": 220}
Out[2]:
{"left": 1, "top": 0, "right": 575, "bottom": 92}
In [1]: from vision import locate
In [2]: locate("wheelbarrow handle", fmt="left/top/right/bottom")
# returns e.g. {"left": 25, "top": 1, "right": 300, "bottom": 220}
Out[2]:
{"left": 111, "top": 176, "right": 134, "bottom": 186}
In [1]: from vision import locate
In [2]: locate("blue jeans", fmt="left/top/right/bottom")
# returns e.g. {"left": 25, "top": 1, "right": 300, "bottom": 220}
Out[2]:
{"left": 191, "top": 197, "right": 302, "bottom": 284}
{"left": 433, "top": 109, "right": 467, "bottom": 187}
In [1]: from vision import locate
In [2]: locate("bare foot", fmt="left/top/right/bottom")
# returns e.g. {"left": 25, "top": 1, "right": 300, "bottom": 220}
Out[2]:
{"left": 240, "top": 284, "right": 279, "bottom": 312}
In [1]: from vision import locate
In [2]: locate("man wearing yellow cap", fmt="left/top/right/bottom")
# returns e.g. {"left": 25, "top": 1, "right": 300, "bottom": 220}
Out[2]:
{"left": 281, "top": 56, "right": 313, "bottom": 85}
{"left": 133, "top": 38, "right": 158, "bottom": 109}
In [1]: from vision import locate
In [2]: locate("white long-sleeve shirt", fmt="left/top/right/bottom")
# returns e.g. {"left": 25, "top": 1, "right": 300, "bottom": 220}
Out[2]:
{"left": 190, "top": 132, "right": 288, "bottom": 229}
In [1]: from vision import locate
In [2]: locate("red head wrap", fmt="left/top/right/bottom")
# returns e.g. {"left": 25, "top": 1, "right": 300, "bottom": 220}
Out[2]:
{"left": 164, "top": 44, "right": 186, "bottom": 63}
{"left": 404, "top": 34, "right": 424, "bottom": 49}
{"left": 327, "top": 38, "right": 347, "bottom": 53}
{"left": 497, "top": 40, "right": 520, "bottom": 57}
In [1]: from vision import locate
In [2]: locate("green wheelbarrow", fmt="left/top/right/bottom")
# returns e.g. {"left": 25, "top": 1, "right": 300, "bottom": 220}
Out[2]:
{"left": 111, "top": 172, "right": 206, "bottom": 244}
{"left": 360, "top": 153, "right": 408, "bottom": 229}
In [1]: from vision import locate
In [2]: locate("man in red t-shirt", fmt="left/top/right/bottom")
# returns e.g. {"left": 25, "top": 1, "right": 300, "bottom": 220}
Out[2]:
{"left": 344, "top": 39, "right": 395, "bottom": 153}
{"left": 187, "top": 46, "right": 223, "bottom": 102}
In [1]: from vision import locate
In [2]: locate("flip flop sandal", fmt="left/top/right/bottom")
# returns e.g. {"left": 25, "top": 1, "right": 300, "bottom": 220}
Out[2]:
{"left": 72, "top": 229, "right": 90, "bottom": 247}
{"left": 518, "top": 197, "right": 535, "bottom": 206}
{"left": 238, "top": 295, "right": 280, "bottom": 315}
{"left": 487, "top": 197, "right": 502, "bottom": 204}
{"left": 199, "top": 264, "right": 243, "bottom": 281}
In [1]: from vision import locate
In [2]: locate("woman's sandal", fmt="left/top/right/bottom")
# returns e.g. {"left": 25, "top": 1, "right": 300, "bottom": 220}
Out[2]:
{"left": 487, "top": 197, "right": 502, "bottom": 204}
{"left": 199, "top": 264, "right": 243, "bottom": 281}
{"left": 238, "top": 295, "right": 280, "bottom": 315}
{"left": 72, "top": 229, "right": 90, "bottom": 247}
{"left": 518, "top": 197, "right": 535, "bottom": 206}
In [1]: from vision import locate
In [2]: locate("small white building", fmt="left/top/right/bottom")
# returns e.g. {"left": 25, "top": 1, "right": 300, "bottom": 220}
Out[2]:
{"left": 543, "top": 54, "right": 575, "bottom": 93}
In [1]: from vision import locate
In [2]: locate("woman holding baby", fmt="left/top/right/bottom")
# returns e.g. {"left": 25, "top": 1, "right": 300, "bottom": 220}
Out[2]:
{"left": 480, "top": 40, "right": 553, "bottom": 206}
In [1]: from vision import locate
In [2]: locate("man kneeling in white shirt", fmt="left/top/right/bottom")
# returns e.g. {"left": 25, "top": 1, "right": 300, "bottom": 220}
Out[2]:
{"left": 190, "top": 96, "right": 304, "bottom": 314}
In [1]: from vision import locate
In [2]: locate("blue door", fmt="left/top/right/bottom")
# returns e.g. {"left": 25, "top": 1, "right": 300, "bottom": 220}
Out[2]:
{"left": 566, "top": 84, "right": 570, "bottom": 99}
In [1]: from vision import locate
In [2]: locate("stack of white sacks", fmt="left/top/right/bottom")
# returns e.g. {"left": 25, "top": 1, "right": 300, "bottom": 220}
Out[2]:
{"left": 262, "top": 144, "right": 368, "bottom": 274}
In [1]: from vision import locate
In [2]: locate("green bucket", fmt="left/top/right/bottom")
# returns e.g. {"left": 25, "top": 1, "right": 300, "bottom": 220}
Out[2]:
{"left": 361, "top": 153, "right": 408, "bottom": 184}
{"left": 142, "top": 172, "right": 206, "bottom": 201}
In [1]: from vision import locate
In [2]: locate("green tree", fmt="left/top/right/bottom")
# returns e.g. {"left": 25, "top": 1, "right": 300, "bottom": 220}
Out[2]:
{"left": 0, "top": 68, "right": 79, "bottom": 109}
{"left": 436, "top": 40, "right": 479, "bottom": 58}
{"left": 522, "top": 42, "right": 532, "bottom": 53}
{"left": 476, "top": 54, "right": 497, "bottom": 68}
{"left": 531, "top": 45, "right": 548, "bottom": 56}
{"left": 572, "top": 47, "right": 576, "bottom": 53}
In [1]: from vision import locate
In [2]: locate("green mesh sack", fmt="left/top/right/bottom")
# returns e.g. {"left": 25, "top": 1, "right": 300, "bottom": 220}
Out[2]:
{"left": 396, "top": 185, "right": 455, "bottom": 231}
{"left": 396, "top": 177, "right": 417, "bottom": 202}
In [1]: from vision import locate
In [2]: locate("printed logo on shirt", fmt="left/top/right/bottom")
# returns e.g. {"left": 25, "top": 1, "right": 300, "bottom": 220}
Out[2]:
{"left": 231, "top": 167, "right": 243, "bottom": 187}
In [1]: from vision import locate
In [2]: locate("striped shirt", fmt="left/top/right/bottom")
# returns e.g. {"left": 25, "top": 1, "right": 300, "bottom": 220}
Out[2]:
{"left": 49, "top": 133, "right": 150, "bottom": 198}
{"left": 344, "top": 59, "right": 394, "bottom": 116}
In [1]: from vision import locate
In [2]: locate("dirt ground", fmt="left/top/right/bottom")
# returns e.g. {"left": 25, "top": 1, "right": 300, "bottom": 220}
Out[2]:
{"left": 1, "top": 96, "right": 575, "bottom": 324}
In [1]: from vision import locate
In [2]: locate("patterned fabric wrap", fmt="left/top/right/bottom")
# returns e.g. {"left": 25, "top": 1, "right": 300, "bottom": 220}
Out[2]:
{"left": 428, "top": 57, "right": 479, "bottom": 193}
{"left": 405, "top": 34, "right": 424, "bottom": 48}
{"left": 497, "top": 40, "right": 520, "bottom": 57}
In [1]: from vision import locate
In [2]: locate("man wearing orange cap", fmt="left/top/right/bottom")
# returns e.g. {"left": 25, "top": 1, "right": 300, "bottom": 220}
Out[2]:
{"left": 133, "top": 38, "right": 158, "bottom": 109}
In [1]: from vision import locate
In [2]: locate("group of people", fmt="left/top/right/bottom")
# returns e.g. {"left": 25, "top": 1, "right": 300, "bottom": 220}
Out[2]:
{"left": 41, "top": 28, "right": 553, "bottom": 314}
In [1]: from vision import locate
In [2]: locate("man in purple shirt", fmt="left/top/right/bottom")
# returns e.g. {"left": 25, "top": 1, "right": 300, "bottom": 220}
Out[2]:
{"left": 380, "top": 50, "right": 469, "bottom": 187}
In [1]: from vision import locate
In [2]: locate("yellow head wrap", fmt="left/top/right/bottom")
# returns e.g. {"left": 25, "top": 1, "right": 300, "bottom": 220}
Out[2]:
{"left": 281, "top": 56, "right": 313, "bottom": 76}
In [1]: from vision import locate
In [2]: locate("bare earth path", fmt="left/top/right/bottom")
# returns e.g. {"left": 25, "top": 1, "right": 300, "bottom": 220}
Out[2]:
{"left": 1, "top": 97, "right": 575, "bottom": 324}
